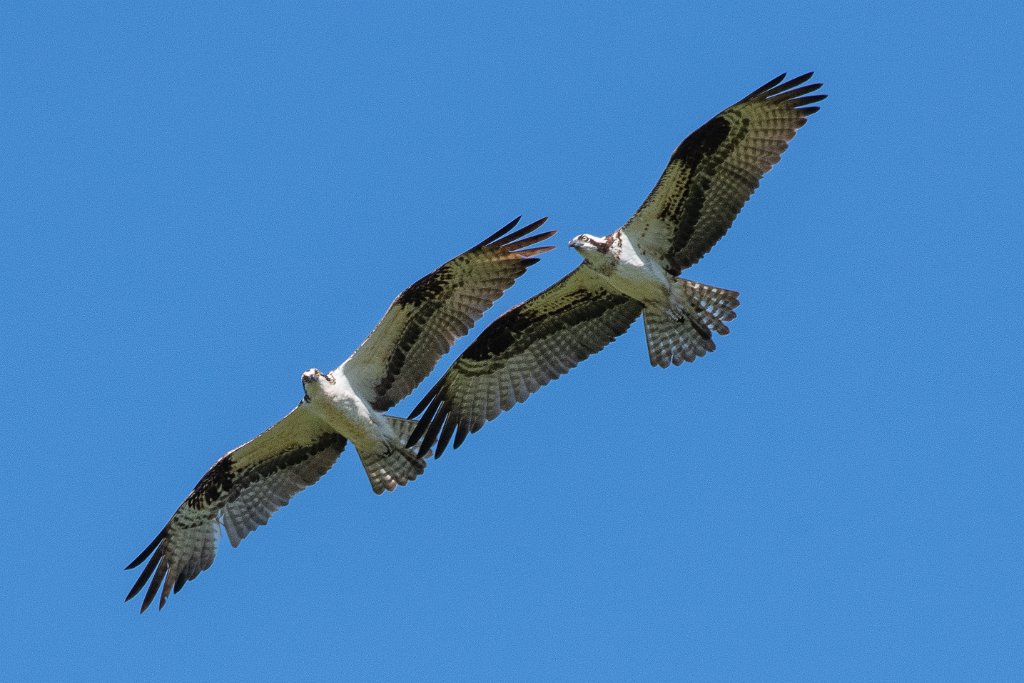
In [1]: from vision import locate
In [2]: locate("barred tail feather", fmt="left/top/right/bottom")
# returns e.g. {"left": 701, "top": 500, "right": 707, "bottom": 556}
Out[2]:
{"left": 643, "top": 279, "right": 740, "bottom": 367}
{"left": 386, "top": 416, "right": 427, "bottom": 451}
{"left": 359, "top": 417, "right": 430, "bottom": 494}
{"left": 678, "top": 279, "right": 740, "bottom": 334}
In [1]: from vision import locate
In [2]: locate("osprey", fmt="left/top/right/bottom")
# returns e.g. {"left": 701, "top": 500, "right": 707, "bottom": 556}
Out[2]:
{"left": 409, "top": 73, "right": 826, "bottom": 457}
{"left": 125, "top": 217, "right": 554, "bottom": 611}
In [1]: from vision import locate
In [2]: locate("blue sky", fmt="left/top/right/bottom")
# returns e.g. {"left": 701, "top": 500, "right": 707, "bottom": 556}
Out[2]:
{"left": 2, "top": 2, "right": 1021, "bottom": 680}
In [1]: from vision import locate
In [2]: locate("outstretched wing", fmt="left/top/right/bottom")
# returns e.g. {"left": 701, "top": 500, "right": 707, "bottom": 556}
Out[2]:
{"left": 622, "top": 72, "right": 826, "bottom": 275}
{"left": 125, "top": 406, "right": 346, "bottom": 612}
{"left": 344, "top": 217, "right": 555, "bottom": 411}
{"left": 407, "top": 266, "right": 644, "bottom": 458}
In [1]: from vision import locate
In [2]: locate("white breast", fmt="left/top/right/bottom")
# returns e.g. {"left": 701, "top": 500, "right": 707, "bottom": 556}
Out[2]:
{"left": 612, "top": 231, "right": 647, "bottom": 268}
{"left": 608, "top": 232, "right": 672, "bottom": 303}
{"left": 308, "top": 370, "right": 382, "bottom": 444}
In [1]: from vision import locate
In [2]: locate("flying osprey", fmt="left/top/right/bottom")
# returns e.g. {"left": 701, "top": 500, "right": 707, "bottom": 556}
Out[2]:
{"left": 125, "top": 217, "right": 554, "bottom": 612}
{"left": 408, "top": 73, "right": 826, "bottom": 458}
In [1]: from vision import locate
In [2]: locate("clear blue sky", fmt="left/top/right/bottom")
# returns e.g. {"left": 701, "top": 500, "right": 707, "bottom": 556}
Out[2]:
{"left": 2, "top": 2, "right": 1021, "bottom": 680}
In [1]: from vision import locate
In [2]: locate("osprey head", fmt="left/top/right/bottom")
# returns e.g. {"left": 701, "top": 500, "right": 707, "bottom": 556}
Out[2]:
{"left": 301, "top": 368, "right": 335, "bottom": 401}
{"left": 569, "top": 233, "right": 596, "bottom": 251}
{"left": 569, "top": 233, "right": 610, "bottom": 263}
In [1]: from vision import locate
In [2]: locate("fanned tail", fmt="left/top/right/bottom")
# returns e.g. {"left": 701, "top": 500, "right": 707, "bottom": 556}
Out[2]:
{"left": 358, "top": 417, "right": 431, "bottom": 494}
{"left": 386, "top": 416, "right": 432, "bottom": 457}
{"left": 643, "top": 279, "right": 739, "bottom": 367}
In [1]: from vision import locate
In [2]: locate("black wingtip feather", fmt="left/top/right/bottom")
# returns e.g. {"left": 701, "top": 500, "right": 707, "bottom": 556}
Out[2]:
{"left": 436, "top": 417, "right": 457, "bottom": 457}
{"left": 125, "top": 549, "right": 162, "bottom": 601}
{"left": 409, "top": 391, "right": 446, "bottom": 456}
{"left": 408, "top": 381, "right": 442, "bottom": 421}
{"left": 408, "top": 382, "right": 442, "bottom": 427}
{"left": 125, "top": 530, "right": 164, "bottom": 570}
{"left": 140, "top": 562, "right": 168, "bottom": 613}
{"left": 752, "top": 71, "right": 819, "bottom": 101}
{"left": 419, "top": 408, "right": 449, "bottom": 458}
{"left": 453, "top": 423, "right": 469, "bottom": 450}
{"left": 491, "top": 217, "right": 550, "bottom": 248}
{"left": 754, "top": 73, "right": 787, "bottom": 96}
{"left": 780, "top": 72, "right": 814, "bottom": 90}
{"left": 761, "top": 73, "right": 812, "bottom": 99}
{"left": 789, "top": 94, "right": 827, "bottom": 107}
{"left": 504, "top": 229, "right": 557, "bottom": 252}
{"left": 527, "top": 245, "right": 557, "bottom": 257}
{"left": 528, "top": 229, "right": 558, "bottom": 244}
{"left": 474, "top": 216, "right": 522, "bottom": 249}
{"left": 792, "top": 71, "right": 814, "bottom": 83}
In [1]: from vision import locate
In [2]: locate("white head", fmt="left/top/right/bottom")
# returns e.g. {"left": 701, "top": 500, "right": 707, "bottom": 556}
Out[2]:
{"left": 301, "top": 368, "right": 335, "bottom": 402}
{"left": 568, "top": 233, "right": 610, "bottom": 264}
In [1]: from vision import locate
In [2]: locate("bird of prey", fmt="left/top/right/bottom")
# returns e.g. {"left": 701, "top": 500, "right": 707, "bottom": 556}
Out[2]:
{"left": 125, "top": 217, "right": 554, "bottom": 612}
{"left": 409, "top": 73, "right": 825, "bottom": 458}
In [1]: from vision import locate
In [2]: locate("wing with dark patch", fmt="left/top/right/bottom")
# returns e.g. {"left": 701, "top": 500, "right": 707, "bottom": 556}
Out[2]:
{"left": 623, "top": 72, "right": 826, "bottom": 274}
{"left": 124, "top": 406, "right": 346, "bottom": 613}
{"left": 407, "top": 266, "right": 643, "bottom": 457}
{"left": 344, "top": 217, "right": 556, "bottom": 411}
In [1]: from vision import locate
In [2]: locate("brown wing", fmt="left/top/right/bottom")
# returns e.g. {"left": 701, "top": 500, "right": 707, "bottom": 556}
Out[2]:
{"left": 407, "top": 266, "right": 644, "bottom": 457}
{"left": 343, "top": 217, "right": 555, "bottom": 411}
{"left": 124, "top": 406, "right": 346, "bottom": 613}
{"left": 622, "top": 73, "right": 826, "bottom": 275}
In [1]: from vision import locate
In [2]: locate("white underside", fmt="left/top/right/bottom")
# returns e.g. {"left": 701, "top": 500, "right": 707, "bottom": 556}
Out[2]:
{"left": 596, "top": 232, "right": 674, "bottom": 305}
{"left": 305, "top": 369, "right": 391, "bottom": 450}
